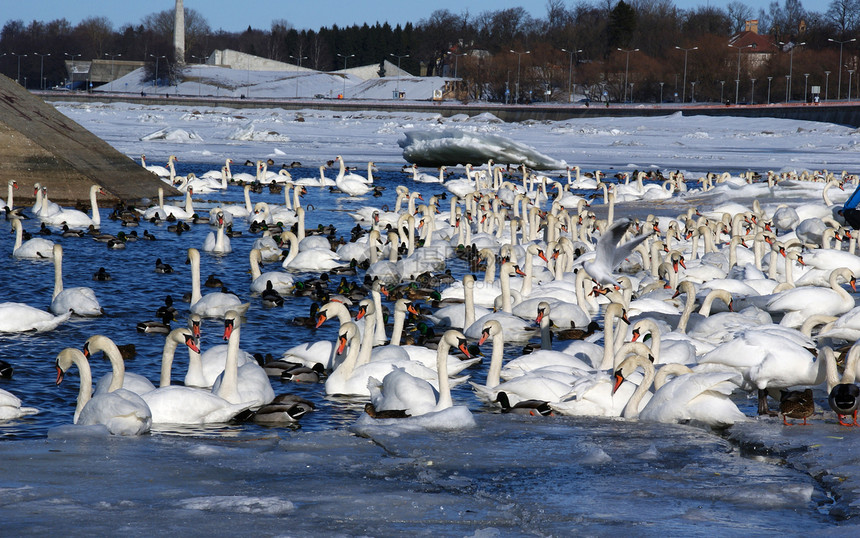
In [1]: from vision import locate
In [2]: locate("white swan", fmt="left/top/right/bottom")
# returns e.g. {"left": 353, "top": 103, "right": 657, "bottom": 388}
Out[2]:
{"left": 249, "top": 248, "right": 294, "bottom": 294}
{"left": 0, "top": 387, "right": 38, "bottom": 421}
{"left": 87, "top": 335, "right": 157, "bottom": 396}
{"left": 202, "top": 211, "right": 232, "bottom": 254}
{"left": 765, "top": 267, "right": 856, "bottom": 328}
{"left": 0, "top": 301, "right": 70, "bottom": 333}
{"left": 50, "top": 244, "right": 103, "bottom": 316}
{"left": 55, "top": 347, "right": 152, "bottom": 436}
{"left": 40, "top": 184, "right": 105, "bottom": 229}
{"left": 582, "top": 218, "right": 652, "bottom": 286}
{"left": 211, "top": 311, "right": 275, "bottom": 408}
{"left": 280, "top": 230, "right": 345, "bottom": 272}
{"left": 367, "top": 329, "right": 472, "bottom": 416}
{"left": 142, "top": 327, "right": 258, "bottom": 424}
{"left": 334, "top": 156, "right": 372, "bottom": 196}
{"left": 186, "top": 248, "right": 250, "bottom": 318}
{"left": 10, "top": 218, "right": 54, "bottom": 259}
{"left": 411, "top": 164, "right": 444, "bottom": 183}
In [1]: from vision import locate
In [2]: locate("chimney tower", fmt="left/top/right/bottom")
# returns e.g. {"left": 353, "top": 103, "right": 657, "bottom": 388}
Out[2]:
{"left": 174, "top": 0, "right": 186, "bottom": 66}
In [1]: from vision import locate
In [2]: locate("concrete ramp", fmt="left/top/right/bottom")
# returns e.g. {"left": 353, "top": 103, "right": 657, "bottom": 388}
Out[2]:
{"left": 0, "top": 73, "right": 178, "bottom": 203}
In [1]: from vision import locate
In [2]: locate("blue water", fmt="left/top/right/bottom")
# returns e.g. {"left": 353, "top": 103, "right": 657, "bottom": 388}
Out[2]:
{"left": 0, "top": 163, "right": 842, "bottom": 532}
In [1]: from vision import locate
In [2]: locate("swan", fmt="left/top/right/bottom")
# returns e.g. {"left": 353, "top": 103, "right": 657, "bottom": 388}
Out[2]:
{"left": 367, "top": 329, "right": 472, "bottom": 417}
{"left": 1, "top": 179, "right": 17, "bottom": 210}
{"left": 0, "top": 387, "right": 38, "bottom": 421}
{"left": 50, "top": 244, "right": 103, "bottom": 316}
{"left": 221, "top": 185, "right": 254, "bottom": 219}
{"left": 199, "top": 158, "right": 233, "bottom": 185}
{"left": 411, "top": 164, "right": 444, "bottom": 183}
{"left": 334, "top": 156, "right": 372, "bottom": 196}
{"left": 582, "top": 218, "right": 652, "bottom": 287}
{"left": 201, "top": 211, "right": 232, "bottom": 254}
{"left": 32, "top": 184, "right": 61, "bottom": 218}
{"left": 0, "top": 301, "right": 70, "bottom": 333}
{"left": 280, "top": 231, "right": 345, "bottom": 272}
{"left": 40, "top": 184, "right": 105, "bottom": 229}
{"left": 634, "top": 363, "right": 748, "bottom": 428}
{"left": 249, "top": 248, "right": 294, "bottom": 294}
{"left": 140, "top": 154, "right": 175, "bottom": 177}
{"left": 87, "top": 335, "right": 157, "bottom": 396}
{"left": 464, "top": 263, "right": 537, "bottom": 343}
{"left": 766, "top": 267, "right": 856, "bottom": 328}
{"left": 55, "top": 347, "right": 152, "bottom": 436}
{"left": 10, "top": 218, "right": 54, "bottom": 259}
{"left": 425, "top": 274, "right": 492, "bottom": 330}
{"left": 211, "top": 311, "right": 275, "bottom": 408}
{"left": 186, "top": 248, "right": 250, "bottom": 318}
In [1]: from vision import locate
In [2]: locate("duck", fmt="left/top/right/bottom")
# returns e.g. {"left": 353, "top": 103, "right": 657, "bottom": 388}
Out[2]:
{"left": 155, "top": 258, "right": 174, "bottom": 274}
{"left": 92, "top": 267, "right": 111, "bottom": 281}
{"left": 825, "top": 343, "right": 860, "bottom": 426}
{"left": 137, "top": 311, "right": 175, "bottom": 334}
{"left": 779, "top": 388, "right": 815, "bottom": 426}
{"left": 260, "top": 281, "right": 285, "bottom": 307}
{"left": 55, "top": 347, "right": 152, "bottom": 436}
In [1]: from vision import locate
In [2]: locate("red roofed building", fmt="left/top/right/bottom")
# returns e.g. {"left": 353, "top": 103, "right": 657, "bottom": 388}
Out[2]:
{"left": 729, "top": 20, "right": 779, "bottom": 72}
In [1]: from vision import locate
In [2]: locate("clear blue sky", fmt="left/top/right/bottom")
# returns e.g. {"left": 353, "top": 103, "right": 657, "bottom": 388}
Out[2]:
{"left": 3, "top": 0, "right": 832, "bottom": 32}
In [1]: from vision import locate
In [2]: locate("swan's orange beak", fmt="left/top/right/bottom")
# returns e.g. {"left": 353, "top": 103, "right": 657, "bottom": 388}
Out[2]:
{"left": 56, "top": 364, "right": 65, "bottom": 386}
{"left": 355, "top": 305, "right": 367, "bottom": 321}
{"left": 407, "top": 303, "right": 420, "bottom": 316}
{"left": 458, "top": 340, "right": 471, "bottom": 358}
{"left": 82, "top": 342, "right": 91, "bottom": 358}
{"left": 612, "top": 371, "right": 624, "bottom": 395}
{"left": 851, "top": 277, "right": 857, "bottom": 292}
{"left": 535, "top": 310, "right": 545, "bottom": 325}
{"left": 631, "top": 328, "right": 640, "bottom": 342}
{"left": 621, "top": 310, "right": 630, "bottom": 324}
{"left": 728, "top": 299, "right": 734, "bottom": 312}
{"left": 223, "top": 319, "right": 234, "bottom": 340}
{"left": 315, "top": 312, "right": 328, "bottom": 328}
{"left": 185, "top": 335, "right": 200, "bottom": 353}
{"left": 336, "top": 334, "right": 347, "bottom": 355}
{"left": 478, "top": 328, "right": 490, "bottom": 346}
{"left": 796, "top": 256, "right": 806, "bottom": 266}
{"left": 538, "top": 250, "right": 548, "bottom": 263}
{"left": 191, "top": 321, "right": 201, "bottom": 338}
{"left": 514, "top": 266, "right": 526, "bottom": 277}
{"left": 380, "top": 286, "right": 389, "bottom": 297}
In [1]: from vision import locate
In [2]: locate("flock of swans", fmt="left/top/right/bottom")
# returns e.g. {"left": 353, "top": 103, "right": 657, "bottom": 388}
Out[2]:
{"left": 3, "top": 154, "right": 860, "bottom": 436}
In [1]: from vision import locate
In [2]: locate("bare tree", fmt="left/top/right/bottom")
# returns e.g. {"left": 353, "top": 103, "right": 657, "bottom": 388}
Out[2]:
{"left": 726, "top": 1, "right": 754, "bottom": 34}
{"left": 826, "top": 0, "right": 860, "bottom": 36}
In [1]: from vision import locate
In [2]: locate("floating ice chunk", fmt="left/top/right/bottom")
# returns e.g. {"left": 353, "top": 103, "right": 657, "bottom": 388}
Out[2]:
{"left": 350, "top": 405, "right": 477, "bottom": 438}
{"left": 47, "top": 424, "right": 110, "bottom": 439}
{"left": 140, "top": 128, "right": 203, "bottom": 143}
{"left": 579, "top": 445, "right": 612, "bottom": 465}
{"left": 228, "top": 124, "right": 290, "bottom": 142}
{"left": 180, "top": 495, "right": 295, "bottom": 515}
{"left": 399, "top": 129, "right": 566, "bottom": 170}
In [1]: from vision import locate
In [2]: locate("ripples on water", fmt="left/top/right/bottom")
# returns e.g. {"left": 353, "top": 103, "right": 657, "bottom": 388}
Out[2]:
{"left": 0, "top": 163, "right": 837, "bottom": 531}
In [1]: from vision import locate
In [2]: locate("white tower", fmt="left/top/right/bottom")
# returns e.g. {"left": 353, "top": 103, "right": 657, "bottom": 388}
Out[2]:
{"left": 174, "top": 0, "right": 185, "bottom": 66}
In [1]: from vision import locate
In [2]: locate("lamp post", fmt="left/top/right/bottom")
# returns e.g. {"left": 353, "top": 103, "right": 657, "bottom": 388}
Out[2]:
{"left": 104, "top": 53, "right": 120, "bottom": 91}
{"left": 447, "top": 51, "right": 466, "bottom": 79}
{"left": 675, "top": 45, "right": 697, "bottom": 103}
{"left": 750, "top": 78, "right": 756, "bottom": 105}
{"left": 803, "top": 73, "right": 809, "bottom": 102}
{"left": 659, "top": 81, "right": 664, "bottom": 104}
{"left": 729, "top": 43, "right": 752, "bottom": 104}
{"left": 824, "top": 71, "right": 831, "bottom": 101}
{"left": 690, "top": 81, "right": 696, "bottom": 102}
{"left": 11, "top": 53, "right": 27, "bottom": 85}
{"left": 64, "top": 53, "right": 81, "bottom": 90}
{"left": 561, "top": 47, "right": 582, "bottom": 103}
{"left": 149, "top": 54, "right": 166, "bottom": 90}
{"left": 290, "top": 54, "right": 308, "bottom": 98}
{"left": 33, "top": 52, "right": 50, "bottom": 90}
{"left": 618, "top": 47, "right": 639, "bottom": 103}
{"left": 767, "top": 76, "right": 773, "bottom": 104}
{"left": 390, "top": 53, "right": 409, "bottom": 95}
{"left": 828, "top": 37, "right": 856, "bottom": 99}
{"left": 509, "top": 49, "right": 530, "bottom": 104}
{"left": 719, "top": 80, "right": 725, "bottom": 103}
{"left": 779, "top": 41, "right": 805, "bottom": 102}
{"left": 337, "top": 53, "right": 355, "bottom": 98}
{"left": 850, "top": 69, "right": 856, "bottom": 100}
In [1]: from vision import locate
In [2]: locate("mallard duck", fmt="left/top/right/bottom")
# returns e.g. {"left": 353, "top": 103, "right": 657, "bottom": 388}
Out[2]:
{"left": 204, "top": 273, "right": 224, "bottom": 288}
{"left": 280, "top": 363, "right": 325, "bottom": 383}
{"left": 251, "top": 402, "right": 308, "bottom": 424}
{"left": 829, "top": 383, "right": 860, "bottom": 427}
{"left": 557, "top": 320, "right": 601, "bottom": 340}
{"left": 61, "top": 225, "right": 85, "bottom": 238}
{"left": 142, "top": 230, "right": 157, "bottom": 240}
{"left": 780, "top": 389, "right": 815, "bottom": 425}
{"left": 364, "top": 403, "right": 410, "bottom": 419}
{"left": 289, "top": 302, "right": 322, "bottom": 328}
{"left": 261, "top": 280, "right": 284, "bottom": 307}
{"left": 137, "top": 311, "right": 174, "bottom": 334}
{"left": 496, "top": 392, "right": 553, "bottom": 416}
{"left": 92, "top": 267, "right": 112, "bottom": 281}
{"left": 155, "top": 295, "right": 177, "bottom": 318}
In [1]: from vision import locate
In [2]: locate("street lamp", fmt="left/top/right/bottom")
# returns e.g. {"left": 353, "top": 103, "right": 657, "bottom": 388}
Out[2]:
{"left": 779, "top": 40, "right": 805, "bottom": 102}
{"left": 561, "top": 47, "right": 582, "bottom": 103}
{"left": 510, "top": 49, "right": 530, "bottom": 104}
{"left": 337, "top": 53, "right": 355, "bottom": 98}
{"left": 750, "top": 78, "right": 756, "bottom": 105}
{"left": 675, "top": 46, "right": 697, "bottom": 103}
{"left": 10, "top": 53, "right": 27, "bottom": 85}
{"left": 149, "top": 54, "right": 166, "bottom": 89}
{"left": 824, "top": 71, "right": 831, "bottom": 101}
{"left": 390, "top": 53, "right": 409, "bottom": 96}
{"left": 803, "top": 73, "right": 809, "bottom": 102}
{"left": 104, "top": 53, "right": 120, "bottom": 91}
{"left": 290, "top": 55, "right": 308, "bottom": 98}
{"left": 447, "top": 51, "right": 466, "bottom": 79}
{"left": 64, "top": 53, "right": 81, "bottom": 90}
{"left": 690, "top": 81, "right": 696, "bottom": 102}
{"left": 659, "top": 81, "right": 664, "bottom": 104}
{"left": 618, "top": 48, "right": 639, "bottom": 103}
{"left": 33, "top": 52, "right": 50, "bottom": 90}
{"left": 719, "top": 80, "right": 725, "bottom": 103}
{"left": 828, "top": 37, "right": 856, "bottom": 100}
{"left": 767, "top": 76, "right": 773, "bottom": 104}
{"left": 729, "top": 43, "right": 753, "bottom": 104}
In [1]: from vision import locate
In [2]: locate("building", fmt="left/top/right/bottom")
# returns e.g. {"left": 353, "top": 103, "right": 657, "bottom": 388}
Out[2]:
{"left": 728, "top": 20, "right": 779, "bottom": 71}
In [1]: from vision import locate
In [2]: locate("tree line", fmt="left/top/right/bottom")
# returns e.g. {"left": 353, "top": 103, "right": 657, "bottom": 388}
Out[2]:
{"left": 1, "top": 0, "right": 859, "bottom": 103}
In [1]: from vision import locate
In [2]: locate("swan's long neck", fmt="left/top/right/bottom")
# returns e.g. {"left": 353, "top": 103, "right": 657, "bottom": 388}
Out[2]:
{"left": 189, "top": 250, "right": 202, "bottom": 305}
{"left": 356, "top": 311, "right": 376, "bottom": 367}
{"left": 390, "top": 307, "right": 406, "bottom": 346}
{"left": 621, "top": 355, "right": 655, "bottom": 419}
{"left": 7, "top": 181, "right": 14, "bottom": 209}
{"left": 675, "top": 284, "right": 698, "bottom": 333}
{"left": 184, "top": 189, "right": 194, "bottom": 215}
{"left": 464, "top": 276, "right": 476, "bottom": 329}
{"left": 90, "top": 186, "right": 101, "bottom": 226}
{"left": 12, "top": 220, "right": 22, "bottom": 251}
{"left": 90, "top": 336, "right": 126, "bottom": 392}
{"left": 293, "top": 185, "right": 302, "bottom": 209}
{"left": 540, "top": 313, "right": 552, "bottom": 350}
{"left": 500, "top": 266, "right": 513, "bottom": 313}
{"left": 158, "top": 336, "right": 182, "bottom": 387}
{"left": 250, "top": 250, "right": 262, "bottom": 279}
{"left": 434, "top": 337, "right": 454, "bottom": 411}
{"left": 214, "top": 221, "right": 227, "bottom": 252}
{"left": 372, "top": 291, "right": 387, "bottom": 345}
{"left": 244, "top": 186, "right": 252, "bottom": 213}
{"left": 282, "top": 232, "right": 299, "bottom": 266}
{"left": 327, "top": 326, "right": 362, "bottom": 392}
{"left": 486, "top": 329, "right": 504, "bottom": 389}
{"left": 185, "top": 345, "right": 206, "bottom": 389}
{"left": 297, "top": 208, "right": 306, "bottom": 243}
{"left": 53, "top": 245, "right": 64, "bottom": 299}
{"left": 216, "top": 325, "right": 243, "bottom": 404}
{"left": 70, "top": 351, "right": 93, "bottom": 424}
